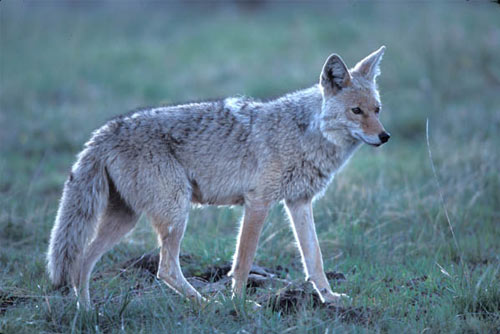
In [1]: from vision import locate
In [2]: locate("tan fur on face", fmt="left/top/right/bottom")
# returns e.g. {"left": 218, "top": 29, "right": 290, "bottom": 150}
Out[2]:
{"left": 344, "top": 76, "right": 384, "bottom": 136}
{"left": 319, "top": 46, "right": 387, "bottom": 146}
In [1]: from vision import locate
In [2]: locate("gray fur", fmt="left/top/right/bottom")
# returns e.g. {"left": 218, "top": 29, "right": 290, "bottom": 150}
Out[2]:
{"left": 47, "top": 47, "right": 387, "bottom": 305}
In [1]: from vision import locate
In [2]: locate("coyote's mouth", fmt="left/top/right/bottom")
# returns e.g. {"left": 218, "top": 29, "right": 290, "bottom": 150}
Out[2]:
{"left": 352, "top": 133, "right": 382, "bottom": 147}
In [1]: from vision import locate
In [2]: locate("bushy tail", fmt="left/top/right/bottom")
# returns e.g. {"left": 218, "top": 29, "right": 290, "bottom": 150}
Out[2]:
{"left": 47, "top": 147, "right": 109, "bottom": 288}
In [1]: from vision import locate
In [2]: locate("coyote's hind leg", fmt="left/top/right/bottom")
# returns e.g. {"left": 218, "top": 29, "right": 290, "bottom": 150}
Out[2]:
{"left": 77, "top": 199, "right": 138, "bottom": 307}
{"left": 152, "top": 208, "right": 204, "bottom": 304}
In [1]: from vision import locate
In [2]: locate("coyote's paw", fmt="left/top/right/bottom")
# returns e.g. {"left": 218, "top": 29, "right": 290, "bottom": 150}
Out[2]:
{"left": 321, "top": 292, "right": 351, "bottom": 306}
{"left": 246, "top": 299, "right": 262, "bottom": 311}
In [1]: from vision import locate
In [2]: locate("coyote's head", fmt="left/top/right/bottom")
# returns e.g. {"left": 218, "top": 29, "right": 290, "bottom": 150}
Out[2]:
{"left": 318, "top": 46, "right": 390, "bottom": 147}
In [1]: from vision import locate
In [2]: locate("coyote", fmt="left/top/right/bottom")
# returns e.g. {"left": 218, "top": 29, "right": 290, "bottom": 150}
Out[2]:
{"left": 47, "top": 46, "right": 389, "bottom": 306}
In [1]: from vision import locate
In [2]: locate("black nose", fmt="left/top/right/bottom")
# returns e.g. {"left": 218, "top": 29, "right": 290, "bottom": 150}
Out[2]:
{"left": 379, "top": 131, "right": 391, "bottom": 143}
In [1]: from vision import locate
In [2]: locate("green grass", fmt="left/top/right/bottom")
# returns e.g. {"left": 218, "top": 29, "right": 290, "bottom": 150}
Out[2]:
{"left": 1, "top": 2, "right": 500, "bottom": 333}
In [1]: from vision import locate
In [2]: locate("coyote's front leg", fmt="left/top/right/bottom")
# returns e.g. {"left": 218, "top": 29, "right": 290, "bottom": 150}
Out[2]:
{"left": 228, "top": 201, "right": 270, "bottom": 298}
{"left": 285, "top": 198, "right": 349, "bottom": 305}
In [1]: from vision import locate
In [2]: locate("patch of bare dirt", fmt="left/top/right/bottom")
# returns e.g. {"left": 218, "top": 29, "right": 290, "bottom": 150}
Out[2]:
{"left": 0, "top": 291, "right": 28, "bottom": 314}
{"left": 120, "top": 252, "right": 372, "bottom": 323}
{"left": 255, "top": 282, "right": 374, "bottom": 324}
{"left": 121, "top": 252, "right": 161, "bottom": 277}
{"left": 121, "top": 253, "right": 290, "bottom": 293}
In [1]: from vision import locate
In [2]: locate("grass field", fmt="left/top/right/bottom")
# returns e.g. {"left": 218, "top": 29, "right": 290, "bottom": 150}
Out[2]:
{"left": 1, "top": 2, "right": 499, "bottom": 333}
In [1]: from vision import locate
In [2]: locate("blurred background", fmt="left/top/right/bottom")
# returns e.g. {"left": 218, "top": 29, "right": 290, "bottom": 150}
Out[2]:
{"left": 1, "top": 1, "right": 499, "bottom": 332}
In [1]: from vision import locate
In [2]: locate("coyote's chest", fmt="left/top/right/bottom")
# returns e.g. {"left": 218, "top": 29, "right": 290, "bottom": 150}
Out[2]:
{"left": 279, "top": 136, "right": 360, "bottom": 202}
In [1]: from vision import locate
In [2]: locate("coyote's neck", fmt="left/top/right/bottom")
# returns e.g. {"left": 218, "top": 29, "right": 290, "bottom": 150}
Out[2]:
{"left": 263, "top": 86, "right": 358, "bottom": 190}
{"left": 270, "top": 84, "right": 360, "bottom": 152}
{"left": 261, "top": 85, "right": 361, "bottom": 201}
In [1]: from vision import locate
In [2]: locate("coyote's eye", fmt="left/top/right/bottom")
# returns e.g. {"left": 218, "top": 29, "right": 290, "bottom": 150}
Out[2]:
{"left": 351, "top": 107, "right": 363, "bottom": 115}
{"left": 375, "top": 107, "right": 380, "bottom": 114}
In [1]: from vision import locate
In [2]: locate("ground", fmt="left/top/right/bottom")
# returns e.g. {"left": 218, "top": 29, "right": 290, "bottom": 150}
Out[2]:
{"left": 1, "top": 2, "right": 499, "bottom": 333}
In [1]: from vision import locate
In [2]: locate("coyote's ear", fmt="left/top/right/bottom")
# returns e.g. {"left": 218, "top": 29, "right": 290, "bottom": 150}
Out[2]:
{"left": 353, "top": 46, "right": 386, "bottom": 81}
{"left": 320, "top": 54, "right": 351, "bottom": 96}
